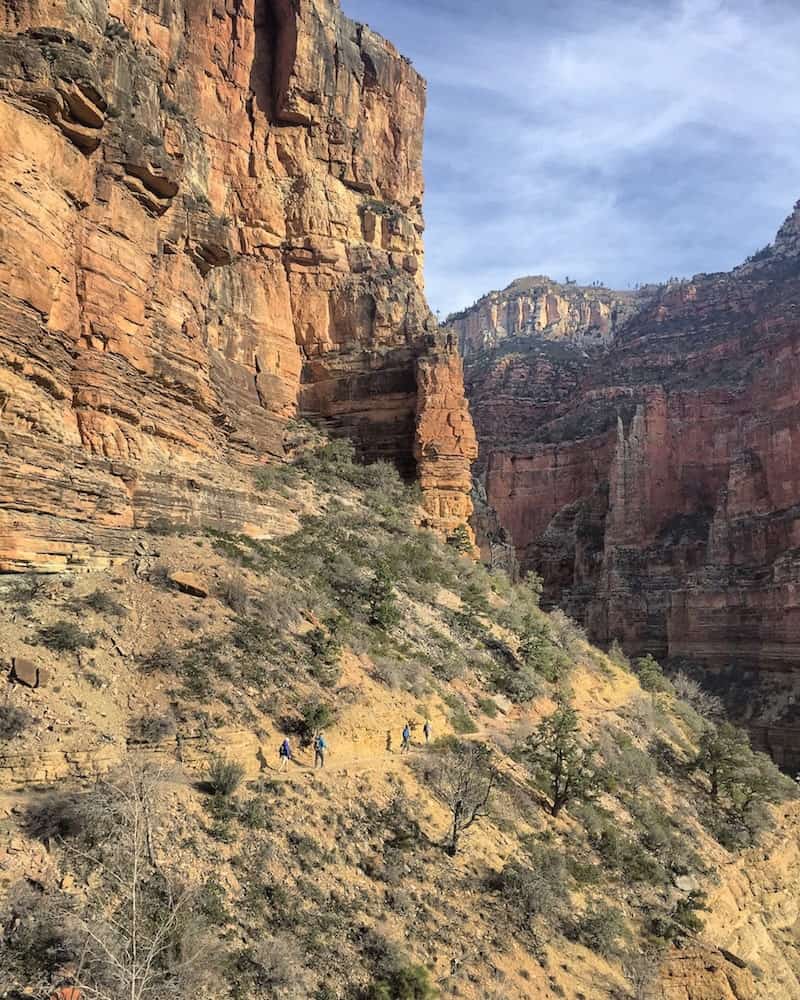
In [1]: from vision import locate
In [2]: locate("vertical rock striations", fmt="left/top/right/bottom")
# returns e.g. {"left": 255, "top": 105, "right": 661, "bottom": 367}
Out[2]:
{"left": 467, "top": 203, "right": 800, "bottom": 769}
{"left": 446, "top": 276, "right": 640, "bottom": 358}
{"left": 0, "top": 0, "right": 477, "bottom": 571}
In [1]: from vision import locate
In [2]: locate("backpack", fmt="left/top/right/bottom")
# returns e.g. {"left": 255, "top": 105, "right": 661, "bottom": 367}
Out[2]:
{"left": 280, "top": 740, "right": 290, "bottom": 757}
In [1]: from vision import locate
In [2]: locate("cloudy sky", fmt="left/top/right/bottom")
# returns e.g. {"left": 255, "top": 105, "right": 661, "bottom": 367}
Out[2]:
{"left": 342, "top": 0, "right": 800, "bottom": 317}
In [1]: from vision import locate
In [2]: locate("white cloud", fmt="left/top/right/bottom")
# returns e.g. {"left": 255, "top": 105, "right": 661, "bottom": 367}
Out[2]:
{"left": 343, "top": 0, "right": 800, "bottom": 314}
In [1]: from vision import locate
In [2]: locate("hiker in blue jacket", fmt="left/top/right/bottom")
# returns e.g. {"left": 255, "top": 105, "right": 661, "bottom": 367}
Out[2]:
{"left": 401, "top": 722, "right": 412, "bottom": 753}
{"left": 278, "top": 736, "right": 292, "bottom": 772}
{"left": 314, "top": 732, "right": 328, "bottom": 769}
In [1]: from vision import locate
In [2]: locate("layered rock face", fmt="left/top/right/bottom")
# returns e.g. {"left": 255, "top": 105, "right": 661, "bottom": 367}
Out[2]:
{"left": 468, "top": 204, "right": 800, "bottom": 769}
{"left": 0, "top": 0, "right": 476, "bottom": 571}
{"left": 446, "top": 275, "right": 640, "bottom": 358}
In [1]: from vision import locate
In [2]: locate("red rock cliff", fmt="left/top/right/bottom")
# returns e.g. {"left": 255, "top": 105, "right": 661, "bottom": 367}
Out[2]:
{"left": 468, "top": 204, "right": 800, "bottom": 769}
{"left": 0, "top": 0, "right": 476, "bottom": 571}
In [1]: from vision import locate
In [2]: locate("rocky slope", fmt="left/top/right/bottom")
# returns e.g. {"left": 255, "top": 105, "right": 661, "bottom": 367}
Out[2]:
{"left": 445, "top": 276, "right": 641, "bottom": 358}
{"left": 467, "top": 203, "right": 800, "bottom": 772}
{"left": 1, "top": 445, "right": 798, "bottom": 1000}
{"left": 0, "top": 0, "right": 476, "bottom": 574}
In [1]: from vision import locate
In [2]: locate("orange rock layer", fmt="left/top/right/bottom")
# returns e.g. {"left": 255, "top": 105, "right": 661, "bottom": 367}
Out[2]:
{"left": 468, "top": 203, "right": 800, "bottom": 770}
{"left": 0, "top": 0, "right": 476, "bottom": 570}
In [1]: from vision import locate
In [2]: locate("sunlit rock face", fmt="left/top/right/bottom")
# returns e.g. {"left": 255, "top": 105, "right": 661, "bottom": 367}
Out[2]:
{"left": 0, "top": 0, "right": 477, "bottom": 571}
{"left": 467, "top": 203, "right": 800, "bottom": 770}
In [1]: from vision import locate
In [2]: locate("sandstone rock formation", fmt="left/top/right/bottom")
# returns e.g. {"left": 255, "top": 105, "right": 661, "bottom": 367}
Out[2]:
{"left": 446, "top": 275, "right": 640, "bottom": 358}
{"left": 467, "top": 203, "right": 800, "bottom": 770}
{"left": 0, "top": 0, "right": 476, "bottom": 572}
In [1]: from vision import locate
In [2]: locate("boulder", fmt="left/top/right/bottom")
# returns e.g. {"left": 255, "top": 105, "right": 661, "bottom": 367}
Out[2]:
{"left": 10, "top": 658, "right": 47, "bottom": 688}
{"left": 168, "top": 572, "right": 209, "bottom": 599}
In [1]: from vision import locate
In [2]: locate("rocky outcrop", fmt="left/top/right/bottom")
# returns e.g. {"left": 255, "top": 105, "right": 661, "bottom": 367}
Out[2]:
{"left": 446, "top": 276, "right": 640, "bottom": 358}
{"left": 468, "top": 202, "right": 800, "bottom": 770}
{"left": 0, "top": 0, "right": 476, "bottom": 571}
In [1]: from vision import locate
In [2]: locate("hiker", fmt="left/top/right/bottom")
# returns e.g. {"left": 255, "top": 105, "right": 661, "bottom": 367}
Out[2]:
{"left": 278, "top": 736, "right": 292, "bottom": 772}
{"left": 423, "top": 719, "right": 432, "bottom": 744}
{"left": 314, "top": 732, "right": 328, "bottom": 769}
{"left": 401, "top": 721, "right": 412, "bottom": 753}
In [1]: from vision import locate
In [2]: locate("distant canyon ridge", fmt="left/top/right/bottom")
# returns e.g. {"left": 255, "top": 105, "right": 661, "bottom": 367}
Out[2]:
{"left": 448, "top": 219, "right": 800, "bottom": 771}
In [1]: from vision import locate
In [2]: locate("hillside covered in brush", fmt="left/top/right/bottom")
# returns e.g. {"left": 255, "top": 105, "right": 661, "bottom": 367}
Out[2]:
{"left": 1, "top": 427, "right": 798, "bottom": 1000}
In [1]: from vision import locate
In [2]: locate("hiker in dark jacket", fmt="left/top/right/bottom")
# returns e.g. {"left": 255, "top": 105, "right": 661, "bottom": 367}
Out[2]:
{"left": 314, "top": 732, "right": 328, "bottom": 769}
{"left": 401, "top": 722, "right": 412, "bottom": 753}
{"left": 278, "top": 736, "right": 292, "bottom": 772}
{"left": 423, "top": 719, "right": 432, "bottom": 744}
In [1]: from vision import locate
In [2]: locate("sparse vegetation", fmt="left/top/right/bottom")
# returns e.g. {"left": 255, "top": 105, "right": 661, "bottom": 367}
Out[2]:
{"left": 206, "top": 756, "right": 246, "bottom": 798}
{"left": 36, "top": 620, "right": 96, "bottom": 652}
{"left": 0, "top": 704, "right": 31, "bottom": 742}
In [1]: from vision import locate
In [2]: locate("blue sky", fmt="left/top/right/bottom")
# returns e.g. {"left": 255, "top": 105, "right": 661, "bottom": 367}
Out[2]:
{"left": 342, "top": 0, "right": 800, "bottom": 316}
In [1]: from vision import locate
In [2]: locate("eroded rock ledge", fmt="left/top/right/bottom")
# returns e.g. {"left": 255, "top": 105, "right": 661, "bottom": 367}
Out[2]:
{"left": 0, "top": 0, "right": 477, "bottom": 571}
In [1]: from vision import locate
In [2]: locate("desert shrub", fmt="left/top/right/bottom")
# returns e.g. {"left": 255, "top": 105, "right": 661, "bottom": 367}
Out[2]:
{"left": 599, "top": 730, "right": 657, "bottom": 790}
{"left": 0, "top": 704, "right": 31, "bottom": 742}
{"left": 367, "top": 564, "right": 402, "bottom": 630}
{"left": 145, "top": 515, "right": 189, "bottom": 536}
{"left": 23, "top": 792, "right": 102, "bottom": 844}
{"left": 672, "top": 671, "right": 724, "bottom": 721}
{"left": 68, "top": 588, "right": 127, "bottom": 617}
{"left": 232, "top": 935, "right": 306, "bottom": 994}
{"left": 206, "top": 756, "right": 245, "bottom": 798}
{"left": 362, "top": 933, "right": 438, "bottom": 1000}
{"left": 254, "top": 463, "right": 303, "bottom": 494}
{"left": 548, "top": 609, "right": 586, "bottom": 653}
{"left": 477, "top": 696, "right": 499, "bottom": 718}
{"left": 633, "top": 655, "right": 673, "bottom": 695}
{"left": 297, "top": 701, "right": 336, "bottom": 745}
{"left": 447, "top": 524, "right": 474, "bottom": 554}
{"left": 608, "top": 639, "right": 630, "bottom": 668}
{"left": 492, "top": 844, "right": 570, "bottom": 930}
{"left": 130, "top": 713, "right": 176, "bottom": 743}
{"left": 218, "top": 572, "right": 250, "bottom": 614}
{"left": 442, "top": 692, "right": 477, "bottom": 734}
{"left": 461, "top": 578, "right": 491, "bottom": 616}
{"left": 490, "top": 661, "right": 544, "bottom": 703}
{"left": 0, "top": 884, "right": 82, "bottom": 986}
{"left": 364, "top": 962, "right": 438, "bottom": 1000}
{"left": 4, "top": 574, "right": 45, "bottom": 605}
{"left": 566, "top": 902, "right": 626, "bottom": 957}
{"left": 518, "top": 615, "right": 569, "bottom": 682}
{"left": 36, "top": 620, "right": 96, "bottom": 652}
{"left": 647, "top": 891, "right": 708, "bottom": 942}
{"left": 374, "top": 656, "right": 428, "bottom": 696}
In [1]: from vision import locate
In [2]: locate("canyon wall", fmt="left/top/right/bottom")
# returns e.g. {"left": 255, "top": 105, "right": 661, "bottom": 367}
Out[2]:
{"left": 446, "top": 275, "right": 640, "bottom": 358}
{"left": 467, "top": 205, "right": 800, "bottom": 770}
{"left": 0, "top": 0, "right": 476, "bottom": 572}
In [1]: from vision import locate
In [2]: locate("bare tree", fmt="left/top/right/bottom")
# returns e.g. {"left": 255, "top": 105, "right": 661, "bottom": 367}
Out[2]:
{"left": 430, "top": 742, "right": 496, "bottom": 855}
{"left": 623, "top": 946, "right": 664, "bottom": 999}
{"left": 60, "top": 761, "right": 220, "bottom": 1000}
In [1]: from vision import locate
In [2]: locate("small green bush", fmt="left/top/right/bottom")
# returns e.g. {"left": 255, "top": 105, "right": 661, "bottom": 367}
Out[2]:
{"left": 633, "top": 655, "right": 673, "bottom": 695}
{"left": 364, "top": 962, "right": 438, "bottom": 1000}
{"left": 0, "top": 705, "right": 31, "bottom": 742}
{"left": 129, "top": 713, "right": 176, "bottom": 743}
{"left": 37, "top": 620, "right": 96, "bottom": 652}
{"left": 69, "top": 589, "right": 127, "bottom": 617}
{"left": 477, "top": 696, "right": 499, "bottom": 718}
{"left": 206, "top": 756, "right": 246, "bottom": 798}
{"left": 492, "top": 844, "right": 570, "bottom": 930}
{"left": 298, "top": 701, "right": 336, "bottom": 744}
{"left": 566, "top": 901, "right": 626, "bottom": 957}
